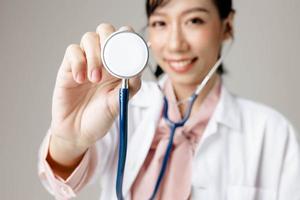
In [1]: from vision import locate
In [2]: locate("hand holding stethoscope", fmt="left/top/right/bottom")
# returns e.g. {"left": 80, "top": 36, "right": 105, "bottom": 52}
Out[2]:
{"left": 49, "top": 25, "right": 142, "bottom": 177}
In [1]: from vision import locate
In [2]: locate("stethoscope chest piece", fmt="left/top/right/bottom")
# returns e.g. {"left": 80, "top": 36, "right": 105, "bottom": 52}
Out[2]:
{"left": 101, "top": 31, "right": 149, "bottom": 200}
{"left": 102, "top": 31, "right": 149, "bottom": 79}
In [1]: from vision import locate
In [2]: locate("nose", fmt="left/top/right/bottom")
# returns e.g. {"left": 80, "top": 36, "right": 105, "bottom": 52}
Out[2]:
{"left": 167, "top": 24, "right": 189, "bottom": 53}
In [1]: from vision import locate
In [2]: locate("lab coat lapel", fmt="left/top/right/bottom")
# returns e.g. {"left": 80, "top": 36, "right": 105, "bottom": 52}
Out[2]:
{"left": 194, "top": 85, "right": 242, "bottom": 156}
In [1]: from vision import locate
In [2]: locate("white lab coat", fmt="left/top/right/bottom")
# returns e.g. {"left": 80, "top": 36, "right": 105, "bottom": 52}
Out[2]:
{"left": 39, "top": 80, "right": 300, "bottom": 200}
{"left": 90, "top": 81, "right": 300, "bottom": 200}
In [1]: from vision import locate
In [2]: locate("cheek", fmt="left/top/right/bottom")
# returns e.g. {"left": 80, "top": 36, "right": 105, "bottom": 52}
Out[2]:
{"left": 189, "top": 27, "right": 221, "bottom": 51}
{"left": 149, "top": 31, "right": 165, "bottom": 59}
{"left": 188, "top": 29, "right": 222, "bottom": 66}
{"left": 149, "top": 30, "right": 162, "bottom": 45}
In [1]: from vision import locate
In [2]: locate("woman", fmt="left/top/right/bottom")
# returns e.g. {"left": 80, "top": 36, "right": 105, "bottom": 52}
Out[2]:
{"left": 38, "top": 0, "right": 300, "bottom": 199}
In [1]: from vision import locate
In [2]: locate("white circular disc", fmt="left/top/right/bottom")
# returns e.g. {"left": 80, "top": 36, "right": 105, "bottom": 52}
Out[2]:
{"left": 102, "top": 31, "right": 149, "bottom": 79}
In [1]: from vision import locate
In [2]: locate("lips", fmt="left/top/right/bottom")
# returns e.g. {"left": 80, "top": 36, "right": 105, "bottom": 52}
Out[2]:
{"left": 165, "top": 57, "right": 197, "bottom": 73}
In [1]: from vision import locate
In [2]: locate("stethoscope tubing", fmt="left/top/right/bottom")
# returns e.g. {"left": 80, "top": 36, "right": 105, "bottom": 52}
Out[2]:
{"left": 116, "top": 79, "right": 129, "bottom": 200}
{"left": 149, "top": 95, "right": 197, "bottom": 200}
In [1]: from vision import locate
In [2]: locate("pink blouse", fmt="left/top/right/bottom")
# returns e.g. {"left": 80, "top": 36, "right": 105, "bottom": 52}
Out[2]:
{"left": 131, "top": 78, "right": 221, "bottom": 200}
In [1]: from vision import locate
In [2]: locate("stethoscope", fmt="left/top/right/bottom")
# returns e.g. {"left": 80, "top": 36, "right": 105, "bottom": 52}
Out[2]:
{"left": 102, "top": 30, "right": 232, "bottom": 200}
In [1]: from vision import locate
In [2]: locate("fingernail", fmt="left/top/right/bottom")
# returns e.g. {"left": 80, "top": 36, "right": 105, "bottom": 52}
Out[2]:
{"left": 91, "top": 69, "right": 101, "bottom": 82}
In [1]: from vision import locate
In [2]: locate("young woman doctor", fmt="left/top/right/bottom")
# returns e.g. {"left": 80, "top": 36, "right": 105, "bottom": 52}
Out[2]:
{"left": 38, "top": 0, "right": 300, "bottom": 199}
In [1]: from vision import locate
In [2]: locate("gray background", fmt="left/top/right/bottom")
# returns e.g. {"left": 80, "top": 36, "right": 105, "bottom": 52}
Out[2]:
{"left": 0, "top": 0, "right": 299, "bottom": 199}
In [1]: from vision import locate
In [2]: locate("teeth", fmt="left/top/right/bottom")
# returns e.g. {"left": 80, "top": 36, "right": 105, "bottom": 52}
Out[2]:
{"left": 169, "top": 60, "right": 193, "bottom": 68}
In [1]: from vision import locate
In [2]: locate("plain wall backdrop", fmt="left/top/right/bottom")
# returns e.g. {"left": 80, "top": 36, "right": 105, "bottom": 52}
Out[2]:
{"left": 0, "top": 0, "right": 299, "bottom": 199}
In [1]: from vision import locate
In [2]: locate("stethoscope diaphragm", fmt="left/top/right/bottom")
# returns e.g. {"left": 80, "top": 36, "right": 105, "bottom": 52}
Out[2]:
{"left": 102, "top": 31, "right": 149, "bottom": 79}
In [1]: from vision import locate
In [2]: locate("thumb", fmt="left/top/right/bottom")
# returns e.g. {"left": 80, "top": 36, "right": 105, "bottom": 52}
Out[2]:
{"left": 128, "top": 76, "right": 142, "bottom": 99}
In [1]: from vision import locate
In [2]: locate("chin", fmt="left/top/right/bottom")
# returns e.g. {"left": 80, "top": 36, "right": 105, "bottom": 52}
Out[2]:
{"left": 169, "top": 73, "right": 203, "bottom": 86}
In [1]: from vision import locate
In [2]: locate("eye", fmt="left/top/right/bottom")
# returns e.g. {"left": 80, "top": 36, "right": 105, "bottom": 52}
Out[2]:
{"left": 187, "top": 17, "right": 205, "bottom": 25}
{"left": 149, "top": 20, "right": 166, "bottom": 28}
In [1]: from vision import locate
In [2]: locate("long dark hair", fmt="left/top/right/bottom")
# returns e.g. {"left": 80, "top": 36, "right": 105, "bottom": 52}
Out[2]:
{"left": 146, "top": 0, "right": 234, "bottom": 77}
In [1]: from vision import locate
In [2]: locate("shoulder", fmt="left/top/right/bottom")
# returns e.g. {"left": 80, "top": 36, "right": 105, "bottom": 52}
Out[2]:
{"left": 236, "top": 95, "right": 289, "bottom": 127}
{"left": 236, "top": 94, "right": 292, "bottom": 131}
{"left": 218, "top": 88, "right": 300, "bottom": 192}
{"left": 221, "top": 87, "right": 297, "bottom": 142}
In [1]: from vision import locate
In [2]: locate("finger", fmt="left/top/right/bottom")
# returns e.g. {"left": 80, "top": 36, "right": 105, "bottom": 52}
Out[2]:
{"left": 80, "top": 32, "right": 101, "bottom": 83}
{"left": 117, "top": 25, "right": 134, "bottom": 32}
{"left": 96, "top": 23, "right": 116, "bottom": 50}
{"left": 96, "top": 23, "right": 116, "bottom": 79}
{"left": 64, "top": 44, "right": 87, "bottom": 84}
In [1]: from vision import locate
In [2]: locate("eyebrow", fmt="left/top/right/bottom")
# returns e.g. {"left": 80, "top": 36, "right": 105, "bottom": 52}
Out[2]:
{"left": 152, "top": 7, "right": 210, "bottom": 17}
{"left": 182, "top": 7, "right": 210, "bottom": 15}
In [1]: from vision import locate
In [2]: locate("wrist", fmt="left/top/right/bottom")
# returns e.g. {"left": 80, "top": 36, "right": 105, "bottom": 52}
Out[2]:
{"left": 48, "top": 134, "right": 89, "bottom": 168}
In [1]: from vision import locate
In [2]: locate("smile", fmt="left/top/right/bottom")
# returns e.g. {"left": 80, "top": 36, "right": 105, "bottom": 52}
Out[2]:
{"left": 165, "top": 57, "right": 198, "bottom": 73}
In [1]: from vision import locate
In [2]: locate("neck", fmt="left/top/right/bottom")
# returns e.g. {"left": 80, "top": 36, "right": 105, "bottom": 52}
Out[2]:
{"left": 172, "top": 74, "right": 220, "bottom": 117}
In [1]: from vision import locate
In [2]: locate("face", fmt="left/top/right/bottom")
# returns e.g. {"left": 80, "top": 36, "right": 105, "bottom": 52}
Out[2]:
{"left": 148, "top": 0, "right": 231, "bottom": 87}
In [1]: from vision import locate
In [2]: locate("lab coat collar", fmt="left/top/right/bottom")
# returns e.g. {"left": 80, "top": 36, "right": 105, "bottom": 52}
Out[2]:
{"left": 130, "top": 77, "right": 242, "bottom": 131}
{"left": 214, "top": 85, "right": 242, "bottom": 132}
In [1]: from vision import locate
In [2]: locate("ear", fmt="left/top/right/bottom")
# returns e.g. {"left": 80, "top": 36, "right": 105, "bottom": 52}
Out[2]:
{"left": 222, "top": 11, "right": 235, "bottom": 41}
